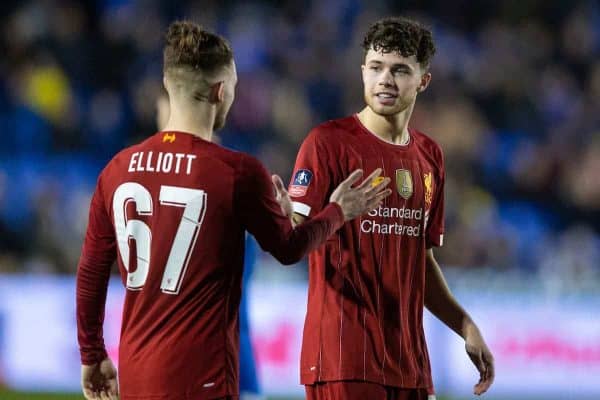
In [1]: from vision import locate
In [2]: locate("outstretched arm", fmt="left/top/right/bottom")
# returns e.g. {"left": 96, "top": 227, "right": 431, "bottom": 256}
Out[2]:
{"left": 424, "top": 249, "right": 495, "bottom": 396}
{"left": 265, "top": 168, "right": 390, "bottom": 264}
{"left": 239, "top": 155, "right": 390, "bottom": 266}
{"left": 273, "top": 170, "right": 390, "bottom": 228}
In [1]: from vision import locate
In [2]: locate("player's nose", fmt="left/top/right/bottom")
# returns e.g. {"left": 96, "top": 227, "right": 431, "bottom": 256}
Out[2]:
{"left": 378, "top": 70, "right": 395, "bottom": 87}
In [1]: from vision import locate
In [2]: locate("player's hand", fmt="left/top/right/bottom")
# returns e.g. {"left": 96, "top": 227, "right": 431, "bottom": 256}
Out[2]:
{"left": 465, "top": 324, "right": 495, "bottom": 395}
{"left": 329, "top": 168, "right": 392, "bottom": 221}
{"left": 272, "top": 174, "right": 294, "bottom": 220}
{"left": 81, "top": 357, "right": 119, "bottom": 400}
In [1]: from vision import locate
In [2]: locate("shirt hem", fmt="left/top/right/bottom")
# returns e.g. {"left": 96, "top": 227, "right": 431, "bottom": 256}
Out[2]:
{"left": 119, "top": 390, "right": 231, "bottom": 400}
{"left": 301, "top": 370, "right": 433, "bottom": 390}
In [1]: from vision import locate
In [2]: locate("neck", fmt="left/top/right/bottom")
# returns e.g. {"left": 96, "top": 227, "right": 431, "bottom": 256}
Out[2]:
{"left": 162, "top": 98, "right": 215, "bottom": 142}
{"left": 357, "top": 103, "right": 414, "bottom": 145}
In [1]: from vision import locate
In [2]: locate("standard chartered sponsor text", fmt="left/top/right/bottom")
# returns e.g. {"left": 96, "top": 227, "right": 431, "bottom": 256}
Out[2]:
{"left": 361, "top": 206, "right": 423, "bottom": 236}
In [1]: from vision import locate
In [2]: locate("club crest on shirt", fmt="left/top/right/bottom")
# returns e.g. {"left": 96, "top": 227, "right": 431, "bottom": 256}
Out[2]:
{"left": 289, "top": 169, "right": 313, "bottom": 197}
{"left": 395, "top": 169, "right": 413, "bottom": 199}
{"left": 162, "top": 133, "right": 176, "bottom": 143}
{"left": 424, "top": 171, "right": 434, "bottom": 207}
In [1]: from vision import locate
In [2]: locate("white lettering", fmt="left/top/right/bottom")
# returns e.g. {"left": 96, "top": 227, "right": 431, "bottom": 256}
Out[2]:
{"left": 146, "top": 151, "right": 154, "bottom": 172}
{"left": 361, "top": 219, "right": 372, "bottom": 232}
{"left": 162, "top": 153, "right": 173, "bottom": 173}
{"left": 413, "top": 208, "right": 422, "bottom": 220}
{"left": 174, "top": 153, "right": 185, "bottom": 174}
{"left": 360, "top": 218, "right": 421, "bottom": 237}
{"left": 156, "top": 152, "right": 163, "bottom": 171}
{"left": 136, "top": 152, "right": 144, "bottom": 172}
{"left": 127, "top": 152, "right": 196, "bottom": 175}
{"left": 128, "top": 152, "right": 138, "bottom": 172}
{"left": 367, "top": 206, "right": 423, "bottom": 220}
{"left": 186, "top": 154, "right": 196, "bottom": 175}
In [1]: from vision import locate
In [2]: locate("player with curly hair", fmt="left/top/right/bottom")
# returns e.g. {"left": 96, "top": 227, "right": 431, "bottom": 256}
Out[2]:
{"left": 290, "top": 17, "right": 495, "bottom": 400}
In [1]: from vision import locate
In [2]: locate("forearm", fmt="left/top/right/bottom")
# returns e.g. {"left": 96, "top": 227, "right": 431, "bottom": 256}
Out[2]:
{"left": 424, "top": 251, "right": 476, "bottom": 339}
{"left": 76, "top": 252, "right": 112, "bottom": 365}
{"left": 269, "top": 202, "right": 344, "bottom": 264}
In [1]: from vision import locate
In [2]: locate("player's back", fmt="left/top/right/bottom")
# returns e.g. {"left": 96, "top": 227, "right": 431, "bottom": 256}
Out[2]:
{"left": 99, "top": 131, "right": 247, "bottom": 399}
{"left": 80, "top": 128, "right": 346, "bottom": 399}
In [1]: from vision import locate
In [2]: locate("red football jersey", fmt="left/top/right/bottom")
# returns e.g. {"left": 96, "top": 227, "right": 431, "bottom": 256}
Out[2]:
{"left": 290, "top": 115, "right": 445, "bottom": 390}
{"left": 76, "top": 131, "right": 344, "bottom": 400}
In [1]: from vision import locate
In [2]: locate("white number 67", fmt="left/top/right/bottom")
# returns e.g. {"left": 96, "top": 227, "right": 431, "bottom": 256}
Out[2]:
{"left": 112, "top": 182, "right": 207, "bottom": 295}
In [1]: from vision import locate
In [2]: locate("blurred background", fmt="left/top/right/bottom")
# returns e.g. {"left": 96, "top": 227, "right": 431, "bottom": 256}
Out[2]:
{"left": 0, "top": 0, "right": 598, "bottom": 399}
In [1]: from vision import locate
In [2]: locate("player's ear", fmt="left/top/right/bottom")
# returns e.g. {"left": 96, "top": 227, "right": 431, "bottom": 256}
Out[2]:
{"left": 417, "top": 72, "right": 431, "bottom": 93}
{"left": 208, "top": 81, "right": 225, "bottom": 103}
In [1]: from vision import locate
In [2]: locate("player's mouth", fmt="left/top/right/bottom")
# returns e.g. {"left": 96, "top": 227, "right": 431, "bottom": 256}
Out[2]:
{"left": 375, "top": 92, "right": 398, "bottom": 106}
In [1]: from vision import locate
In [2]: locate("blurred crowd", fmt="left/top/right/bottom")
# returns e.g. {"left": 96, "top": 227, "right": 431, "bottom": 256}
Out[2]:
{"left": 0, "top": 0, "right": 598, "bottom": 284}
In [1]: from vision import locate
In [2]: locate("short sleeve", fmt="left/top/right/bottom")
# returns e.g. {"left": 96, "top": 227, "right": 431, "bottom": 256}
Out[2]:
{"left": 289, "top": 129, "right": 334, "bottom": 218}
{"left": 425, "top": 149, "right": 445, "bottom": 248}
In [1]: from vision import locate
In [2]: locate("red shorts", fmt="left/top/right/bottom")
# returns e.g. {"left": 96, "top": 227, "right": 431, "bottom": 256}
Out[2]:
{"left": 305, "top": 381, "right": 432, "bottom": 400}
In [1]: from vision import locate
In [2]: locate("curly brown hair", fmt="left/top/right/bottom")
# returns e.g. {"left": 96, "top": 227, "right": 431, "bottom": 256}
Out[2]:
{"left": 362, "top": 17, "right": 436, "bottom": 69}
{"left": 163, "top": 21, "right": 233, "bottom": 74}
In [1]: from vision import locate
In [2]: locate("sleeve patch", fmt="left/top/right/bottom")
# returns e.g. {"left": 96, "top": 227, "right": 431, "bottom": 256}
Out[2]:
{"left": 289, "top": 169, "right": 313, "bottom": 197}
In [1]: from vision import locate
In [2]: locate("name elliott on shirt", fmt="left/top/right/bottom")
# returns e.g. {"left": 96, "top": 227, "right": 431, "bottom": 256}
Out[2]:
{"left": 128, "top": 151, "right": 197, "bottom": 175}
